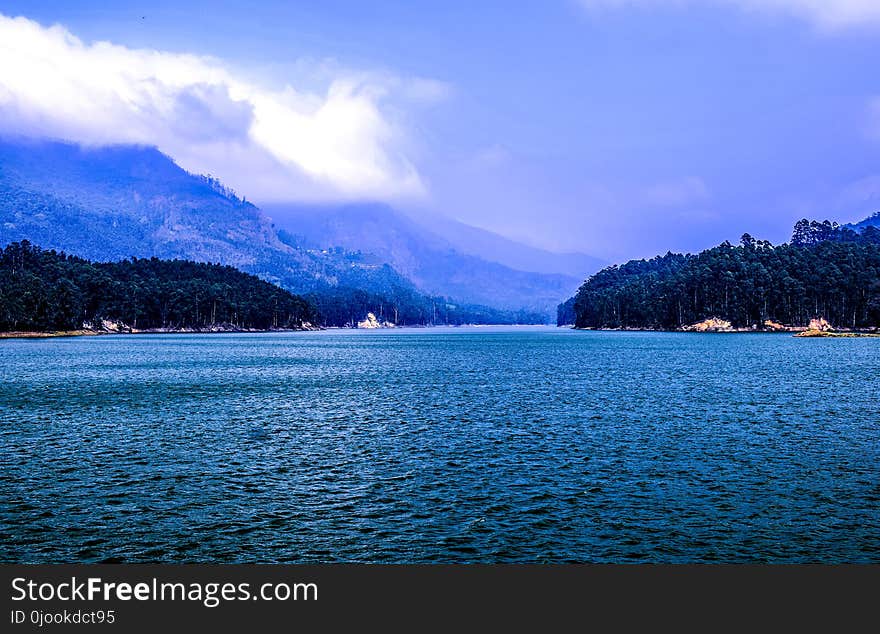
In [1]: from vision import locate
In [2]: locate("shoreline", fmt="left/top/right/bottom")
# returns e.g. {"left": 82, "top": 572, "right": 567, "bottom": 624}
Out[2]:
{"left": 0, "top": 326, "right": 320, "bottom": 340}
{"left": 570, "top": 326, "right": 880, "bottom": 337}
{"left": 319, "top": 323, "right": 553, "bottom": 330}
{"left": 0, "top": 323, "right": 554, "bottom": 340}
{"left": 793, "top": 330, "right": 880, "bottom": 338}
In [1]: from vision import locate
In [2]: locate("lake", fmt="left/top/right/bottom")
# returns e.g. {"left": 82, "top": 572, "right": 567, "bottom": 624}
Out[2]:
{"left": 1, "top": 326, "right": 878, "bottom": 563}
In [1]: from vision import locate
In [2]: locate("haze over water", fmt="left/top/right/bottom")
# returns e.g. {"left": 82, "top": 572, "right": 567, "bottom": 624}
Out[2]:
{"left": 2, "top": 327, "right": 878, "bottom": 563}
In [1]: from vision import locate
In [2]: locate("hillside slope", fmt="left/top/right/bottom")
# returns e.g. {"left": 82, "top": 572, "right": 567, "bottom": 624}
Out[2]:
{"left": 563, "top": 224, "right": 880, "bottom": 330}
{"left": 0, "top": 241, "right": 317, "bottom": 332}
{"left": 0, "top": 138, "right": 546, "bottom": 325}
{"left": 407, "top": 210, "right": 604, "bottom": 279}
{"left": 0, "top": 138, "right": 284, "bottom": 266}
{"left": 262, "top": 202, "right": 583, "bottom": 314}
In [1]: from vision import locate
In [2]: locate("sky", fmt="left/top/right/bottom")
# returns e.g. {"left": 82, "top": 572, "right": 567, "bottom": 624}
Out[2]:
{"left": 1, "top": 1, "right": 879, "bottom": 261}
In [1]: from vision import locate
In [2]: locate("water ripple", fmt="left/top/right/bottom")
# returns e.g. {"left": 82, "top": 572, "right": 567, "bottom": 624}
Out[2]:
{"left": 1, "top": 328, "right": 879, "bottom": 562}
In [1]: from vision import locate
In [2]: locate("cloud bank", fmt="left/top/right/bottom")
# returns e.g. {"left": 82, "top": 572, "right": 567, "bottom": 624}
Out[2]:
{"left": 0, "top": 13, "right": 442, "bottom": 201}
{"left": 577, "top": 0, "right": 880, "bottom": 30}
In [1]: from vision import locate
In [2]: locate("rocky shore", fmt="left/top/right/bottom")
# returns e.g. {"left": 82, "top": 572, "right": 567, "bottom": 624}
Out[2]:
{"left": 679, "top": 316, "right": 879, "bottom": 336}
{"left": 576, "top": 316, "right": 879, "bottom": 337}
{"left": 0, "top": 320, "right": 320, "bottom": 340}
{"left": 356, "top": 312, "right": 397, "bottom": 329}
{"left": 794, "top": 330, "right": 880, "bottom": 338}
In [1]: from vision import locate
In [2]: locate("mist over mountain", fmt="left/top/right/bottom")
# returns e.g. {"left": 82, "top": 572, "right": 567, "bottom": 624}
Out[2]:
{"left": 403, "top": 211, "right": 604, "bottom": 280}
{"left": 262, "top": 202, "right": 586, "bottom": 314}
{"left": 0, "top": 137, "right": 550, "bottom": 324}
{"left": 0, "top": 137, "right": 283, "bottom": 266}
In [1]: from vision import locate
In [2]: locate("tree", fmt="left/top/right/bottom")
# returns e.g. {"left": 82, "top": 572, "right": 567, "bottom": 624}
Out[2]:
{"left": 0, "top": 242, "right": 319, "bottom": 332}
{"left": 568, "top": 220, "right": 880, "bottom": 330}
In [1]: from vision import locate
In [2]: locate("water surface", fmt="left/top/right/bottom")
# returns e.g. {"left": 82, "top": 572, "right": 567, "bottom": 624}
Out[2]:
{"left": 1, "top": 327, "right": 878, "bottom": 562}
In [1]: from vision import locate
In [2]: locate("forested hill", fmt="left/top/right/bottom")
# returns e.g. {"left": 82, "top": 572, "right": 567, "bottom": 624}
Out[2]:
{"left": 265, "top": 202, "right": 586, "bottom": 314}
{"left": 0, "top": 242, "right": 546, "bottom": 332}
{"left": 0, "top": 138, "right": 549, "bottom": 325}
{"left": 0, "top": 241, "right": 318, "bottom": 332}
{"left": 561, "top": 221, "right": 880, "bottom": 330}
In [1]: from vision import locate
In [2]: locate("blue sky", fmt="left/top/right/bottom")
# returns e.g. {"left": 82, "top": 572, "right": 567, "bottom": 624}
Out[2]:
{"left": 1, "top": 1, "right": 879, "bottom": 260}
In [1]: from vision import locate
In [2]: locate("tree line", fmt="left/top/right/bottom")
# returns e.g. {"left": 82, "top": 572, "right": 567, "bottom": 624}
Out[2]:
{"left": 0, "top": 241, "right": 546, "bottom": 332}
{"left": 561, "top": 222, "right": 880, "bottom": 330}
{"left": 0, "top": 241, "right": 318, "bottom": 332}
{"left": 307, "top": 286, "right": 546, "bottom": 328}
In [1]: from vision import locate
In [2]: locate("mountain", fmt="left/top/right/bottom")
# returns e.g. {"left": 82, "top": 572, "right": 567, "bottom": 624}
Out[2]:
{"left": 405, "top": 211, "right": 604, "bottom": 279}
{"left": 261, "top": 202, "right": 585, "bottom": 315}
{"left": 0, "top": 137, "right": 283, "bottom": 265}
{"left": 563, "top": 222, "right": 880, "bottom": 330}
{"left": 0, "top": 137, "right": 545, "bottom": 325}
{"left": 0, "top": 136, "right": 361, "bottom": 296}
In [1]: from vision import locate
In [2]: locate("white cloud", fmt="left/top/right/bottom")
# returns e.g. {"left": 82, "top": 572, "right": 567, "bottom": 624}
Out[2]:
{"left": 0, "top": 13, "right": 444, "bottom": 201}
{"left": 577, "top": 0, "right": 880, "bottom": 30}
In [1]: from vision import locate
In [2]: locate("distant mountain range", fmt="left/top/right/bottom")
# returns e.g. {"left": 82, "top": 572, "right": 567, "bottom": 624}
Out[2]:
{"left": 262, "top": 203, "right": 593, "bottom": 313}
{"left": 405, "top": 211, "right": 604, "bottom": 279}
{"left": 0, "top": 137, "right": 591, "bottom": 323}
{"left": 0, "top": 138, "right": 386, "bottom": 296}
